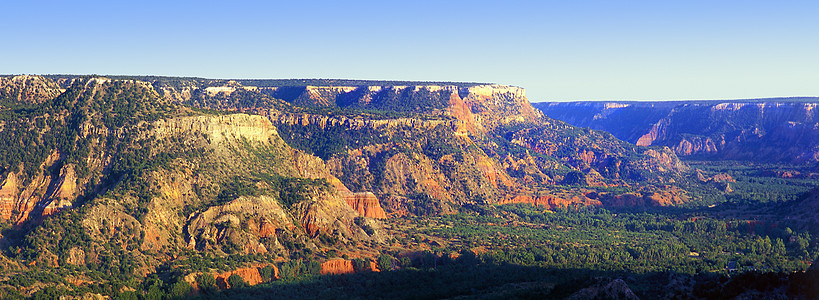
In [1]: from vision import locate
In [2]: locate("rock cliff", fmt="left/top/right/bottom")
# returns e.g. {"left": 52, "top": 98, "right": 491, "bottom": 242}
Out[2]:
{"left": 0, "top": 78, "right": 390, "bottom": 286}
{"left": 320, "top": 259, "right": 355, "bottom": 275}
{"left": 145, "top": 78, "right": 691, "bottom": 214}
{"left": 343, "top": 192, "right": 386, "bottom": 219}
{"left": 214, "top": 264, "right": 278, "bottom": 289}
{"left": 319, "top": 258, "right": 379, "bottom": 275}
{"left": 0, "top": 75, "right": 64, "bottom": 104}
{"left": 0, "top": 75, "right": 747, "bottom": 296}
{"left": 0, "top": 150, "right": 75, "bottom": 224}
{"left": 535, "top": 99, "right": 819, "bottom": 163}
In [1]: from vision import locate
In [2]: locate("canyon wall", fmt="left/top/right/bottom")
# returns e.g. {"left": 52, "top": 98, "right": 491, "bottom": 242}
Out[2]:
{"left": 534, "top": 99, "right": 819, "bottom": 163}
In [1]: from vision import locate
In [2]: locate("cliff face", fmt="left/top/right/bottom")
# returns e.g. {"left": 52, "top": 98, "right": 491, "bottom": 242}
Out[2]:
{"left": 534, "top": 99, "right": 819, "bottom": 163}
{"left": 343, "top": 192, "right": 386, "bottom": 219}
{"left": 319, "top": 258, "right": 379, "bottom": 275}
{"left": 0, "top": 75, "right": 64, "bottom": 104}
{"left": 149, "top": 79, "right": 689, "bottom": 215}
{"left": 183, "top": 83, "right": 542, "bottom": 134}
{"left": 0, "top": 78, "right": 390, "bottom": 283}
{"left": 214, "top": 264, "right": 278, "bottom": 289}
{"left": 0, "top": 77, "right": 691, "bottom": 230}
{"left": 320, "top": 259, "right": 355, "bottom": 275}
{"left": 123, "top": 113, "right": 386, "bottom": 259}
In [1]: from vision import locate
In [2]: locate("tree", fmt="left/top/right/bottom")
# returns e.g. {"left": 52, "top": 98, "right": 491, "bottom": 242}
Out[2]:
{"left": 562, "top": 171, "right": 587, "bottom": 186}
{"left": 228, "top": 274, "right": 248, "bottom": 289}
{"left": 144, "top": 285, "right": 164, "bottom": 300}
{"left": 260, "top": 265, "right": 277, "bottom": 282}
{"left": 401, "top": 257, "right": 412, "bottom": 268}
{"left": 143, "top": 276, "right": 165, "bottom": 300}
{"left": 168, "top": 280, "right": 192, "bottom": 299}
{"left": 113, "top": 291, "right": 138, "bottom": 300}
{"left": 378, "top": 254, "right": 393, "bottom": 271}
{"left": 773, "top": 238, "right": 786, "bottom": 257}
{"left": 196, "top": 273, "right": 217, "bottom": 292}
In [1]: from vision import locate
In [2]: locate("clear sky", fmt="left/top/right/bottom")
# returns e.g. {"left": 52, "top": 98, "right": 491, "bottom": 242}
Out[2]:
{"left": 2, "top": 0, "right": 817, "bottom": 101}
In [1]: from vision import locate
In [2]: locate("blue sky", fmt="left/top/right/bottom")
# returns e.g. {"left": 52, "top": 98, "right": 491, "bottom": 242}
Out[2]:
{"left": 2, "top": 1, "right": 817, "bottom": 101}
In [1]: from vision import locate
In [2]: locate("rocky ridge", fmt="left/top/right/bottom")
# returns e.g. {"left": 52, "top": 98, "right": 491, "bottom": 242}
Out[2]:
{"left": 0, "top": 76, "right": 701, "bottom": 297}
{"left": 0, "top": 75, "right": 65, "bottom": 104}
{"left": 148, "top": 79, "right": 691, "bottom": 215}
{"left": 534, "top": 99, "right": 819, "bottom": 163}
{"left": 0, "top": 77, "right": 390, "bottom": 285}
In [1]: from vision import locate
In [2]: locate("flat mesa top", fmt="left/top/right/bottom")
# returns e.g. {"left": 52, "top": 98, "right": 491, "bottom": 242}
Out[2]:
{"left": 9, "top": 75, "right": 491, "bottom": 88}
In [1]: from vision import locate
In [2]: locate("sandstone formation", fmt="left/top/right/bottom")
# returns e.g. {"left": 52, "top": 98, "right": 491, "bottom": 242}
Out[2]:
{"left": 710, "top": 173, "right": 735, "bottom": 182}
{"left": 0, "top": 151, "right": 76, "bottom": 224}
{"left": 215, "top": 264, "right": 278, "bottom": 289}
{"left": 497, "top": 194, "right": 603, "bottom": 210}
{"left": 0, "top": 75, "right": 64, "bottom": 104}
{"left": 142, "top": 78, "right": 693, "bottom": 217}
{"left": 535, "top": 99, "right": 819, "bottom": 163}
{"left": 0, "top": 76, "right": 705, "bottom": 296}
{"left": 319, "top": 258, "right": 379, "bottom": 275}
{"left": 343, "top": 192, "right": 386, "bottom": 219}
{"left": 0, "top": 77, "right": 392, "bottom": 283}
{"left": 320, "top": 259, "right": 355, "bottom": 275}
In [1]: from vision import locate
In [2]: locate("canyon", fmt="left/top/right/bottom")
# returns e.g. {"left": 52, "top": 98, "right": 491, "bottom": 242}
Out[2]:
{"left": 1, "top": 75, "right": 813, "bottom": 298}
{"left": 534, "top": 99, "right": 819, "bottom": 163}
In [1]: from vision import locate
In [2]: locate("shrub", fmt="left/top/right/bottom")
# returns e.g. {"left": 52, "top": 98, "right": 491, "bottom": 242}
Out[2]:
{"left": 196, "top": 273, "right": 216, "bottom": 292}
{"left": 227, "top": 274, "right": 248, "bottom": 289}
{"left": 260, "top": 265, "right": 276, "bottom": 282}
{"left": 168, "top": 280, "right": 192, "bottom": 299}
{"left": 378, "top": 254, "right": 393, "bottom": 271}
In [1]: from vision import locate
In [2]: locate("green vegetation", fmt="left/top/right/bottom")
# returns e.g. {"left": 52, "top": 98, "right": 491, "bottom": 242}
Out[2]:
{"left": 435, "top": 204, "right": 815, "bottom": 272}
{"left": 2, "top": 75, "right": 817, "bottom": 299}
{"left": 242, "top": 174, "right": 332, "bottom": 207}
{"left": 279, "top": 259, "right": 321, "bottom": 281}
{"left": 192, "top": 202, "right": 816, "bottom": 299}
{"left": 276, "top": 122, "right": 391, "bottom": 160}
{"left": 686, "top": 160, "right": 818, "bottom": 204}
{"left": 196, "top": 274, "right": 216, "bottom": 292}
{"left": 227, "top": 274, "right": 247, "bottom": 289}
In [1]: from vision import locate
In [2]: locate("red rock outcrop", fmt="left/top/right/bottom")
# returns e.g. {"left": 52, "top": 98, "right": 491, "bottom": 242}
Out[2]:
{"left": 636, "top": 119, "right": 669, "bottom": 146}
{"left": 498, "top": 194, "right": 601, "bottom": 210}
{"left": 216, "top": 268, "right": 262, "bottom": 289}
{"left": 41, "top": 164, "right": 78, "bottom": 217}
{"left": 675, "top": 137, "right": 720, "bottom": 156}
{"left": 0, "top": 150, "right": 66, "bottom": 224}
{"left": 215, "top": 264, "right": 278, "bottom": 289}
{"left": 646, "top": 187, "right": 688, "bottom": 206}
{"left": 0, "top": 172, "right": 19, "bottom": 220}
{"left": 258, "top": 218, "right": 277, "bottom": 238}
{"left": 368, "top": 261, "right": 380, "bottom": 272}
{"left": 320, "top": 259, "right": 355, "bottom": 275}
{"left": 319, "top": 259, "right": 380, "bottom": 275}
{"left": 343, "top": 192, "right": 386, "bottom": 219}
{"left": 245, "top": 218, "right": 278, "bottom": 239}
{"left": 710, "top": 173, "right": 735, "bottom": 182}
{"left": 474, "top": 155, "right": 516, "bottom": 188}
{"left": 447, "top": 90, "right": 478, "bottom": 134}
